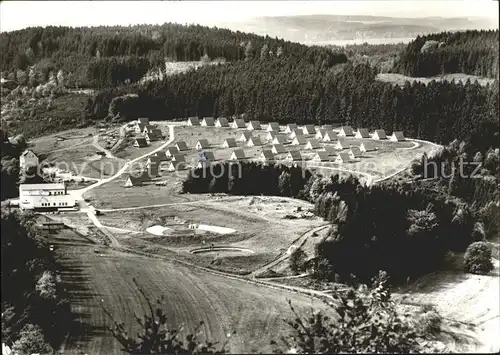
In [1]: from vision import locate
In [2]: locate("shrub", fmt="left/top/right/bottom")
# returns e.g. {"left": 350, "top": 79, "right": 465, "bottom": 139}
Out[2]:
{"left": 11, "top": 324, "right": 53, "bottom": 355}
{"left": 464, "top": 241, "right": 494, "bottom": 274}
{"left": 418, "top": 309, "right": 442, "bottom": 335}
{"left": 289, "top": 248, "right": 306, "bottom": 274}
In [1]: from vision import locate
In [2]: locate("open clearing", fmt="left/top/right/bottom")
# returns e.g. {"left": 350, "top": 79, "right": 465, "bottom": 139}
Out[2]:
{"left": 51, "top": 226, "right": 327, "bottom": 354}
{"left": 376, "top": 73, "right": 496, "bottom": 87}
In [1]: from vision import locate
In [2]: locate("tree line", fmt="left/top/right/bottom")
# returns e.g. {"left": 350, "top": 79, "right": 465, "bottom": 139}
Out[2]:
{"left": 393, "top": 30, "right": 499, "bottom": 78}
{"left": 1, "top": 23, "right": 345, "bottom": 87}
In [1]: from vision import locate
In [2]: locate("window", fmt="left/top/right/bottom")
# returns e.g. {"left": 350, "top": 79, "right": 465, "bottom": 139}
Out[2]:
{"left": 49, "top": 191, "right": 52, "bottom": 195}
{"left": 53, "top": 203, "right": 56, "bottom": 206}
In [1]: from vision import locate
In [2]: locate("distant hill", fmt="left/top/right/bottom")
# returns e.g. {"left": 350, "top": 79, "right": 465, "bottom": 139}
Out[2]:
{"left": 216, "top": 15, "right": 498, "bottom": 45}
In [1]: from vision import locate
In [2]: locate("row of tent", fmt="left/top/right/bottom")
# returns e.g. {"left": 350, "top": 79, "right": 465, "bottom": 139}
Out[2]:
{"left": 133, "top": 118, "right": 165, "bottom": 147}
{"left": 186, "top": 116, "right": 405, "bottom": 142}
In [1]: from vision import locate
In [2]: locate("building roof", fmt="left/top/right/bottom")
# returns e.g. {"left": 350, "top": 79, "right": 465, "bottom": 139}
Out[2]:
{"left": 166, "top": 146, "right": 180, "bottom": 154}
{"left": 260, "top": 150, "right": 275, "bottom": 160}
{"left": 322, "top": 124, "right": 333, "bottom": 130}
{"left": 172, "top": 154, "right": 186, "bottom": 162}
{"left": 134, "top": 137, "right": 148, "bottom": 147}
{"left": 216, "top": 117, "right": 229, "bottom": 126}
{"left": 138, "top": 117, "right": 149, "bottom": 125}
{"left": 391, "top": 131, "right": 405, "bottom": 140}
{"left": 20, "top": 182, "right": 65, "bottom": 191}
{"left": 316, "top": 129, "right": 326, "bottom": 138}
{"left": 272, "top": 144, "right": 286, "bottom": 153}
{"left": 360, "top": 141, "right": 375, "bottom": 151}
{"left": 374, "top": 129, "right": 387, "bottom": 138}
{"left": 292, "top": 136, "right": 307, "bottom": 145}
{"left": 287, "top": 123, "right": 298, "bottom": 129}
{"left": 187, "top": 117, "right": 200, "bottom": 124}
{"left": 291, "top": 129, "right": 304, "bottom": 136}
{"left": 306, "top": 139, "right": 320, "bottom": 148}
{"left": 200, "top": 151, "right": 215, "bottom": 161}
{"left": 149, "top": 128, "right": 163, "bottom": 137}
{"left": 324, "top": 146, "right": 336, "bottom": 155}
{"left": 323, "top": 130, "right": 337, "bottom": 139}
{"left": 340, "top": 126, "right": 354, "bottom": 135}
{"left": 196, "top": 139, "right": 210, "bottom": 148}
{"left": 248, "top": 136, "right": 263, "bottom": 146}
{"left": 149, "top": 153, "right": 167, "bottom": 163}
{"left": 233, "top": 118, "right": 246, "bottom": 128}
{"left": 336, "top": 152, "right": 351, "bottom": 162}
{"left": 202, "top": 117, "right": 215, "bottom": 126}
{"left": 350, "top": 147, "right": 362, "bottom": 157}
{"left": 303, "top": 124, "right": 316, "bottom": 134}
{"left": 175, "top": 141, "right": 189, "bottom": 150}
{"left": 240, "top": 131, "right": 253, "bottom": 140}
{"left": 356, "top": 128, "right": 370, "bottom": 138}
{"left": 336, "top": 140, "right": 347, "bottom": 148}
{"left": 125, "top": 175, "right": 144, "bottom": 186}
{"left": 287, "top": 150, "right": 302, "bottom": 161}
{"left": 21, "top": 149, "right": 37, "bottom": 157}
{"left": 272, "top": 135, "right": 287, "bottom": 144}
{"left": 231, "top": 149, "right": 246, "bottom": 159}
{"left": 248, "top": 120, "right": 261, "bottom": 129}
{"left": 267, "top": 122, "right": 280, "bottom": 131}
{"left": 314, "top": 151, "right": 330, "bottom": 161}
{"left": 223, "top": 138, "right": 237, "bottom": 146}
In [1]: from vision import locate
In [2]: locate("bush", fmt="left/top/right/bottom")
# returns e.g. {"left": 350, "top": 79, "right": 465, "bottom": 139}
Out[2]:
{"left": 464, "top": 241, "right": 494, "bottom": 274}
{"left": 289, "top": 248, "right": 306, "bottom": 274}
{"left": 11, "top": 324, "right": 53, "bottom": 355}
{"left": 418, "top": 308, "right": 442, "bottom": 335}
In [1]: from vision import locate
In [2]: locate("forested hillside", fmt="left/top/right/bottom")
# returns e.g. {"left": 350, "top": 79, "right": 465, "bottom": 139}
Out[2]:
{"left": 393, "top": 30, "right": 499, "bottom": 78}
{"left": 0, "top": 23, "right": 345, "bottom": 87}
{"left": 90, "top": 60, "right": 499, "bottom": 153}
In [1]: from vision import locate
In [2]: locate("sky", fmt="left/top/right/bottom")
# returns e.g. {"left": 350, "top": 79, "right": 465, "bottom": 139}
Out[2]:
{"left": 0, "top": 0, "right": 498, "bottom": 32}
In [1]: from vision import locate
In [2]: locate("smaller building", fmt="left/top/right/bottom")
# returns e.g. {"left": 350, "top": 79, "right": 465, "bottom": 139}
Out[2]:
{"left": 335, "top": 140, "right": 347, "bottom": 150}
{"left": 165, "top": 147, "right": 180, "bottom": 158}
{"left": 272, "top": 144, "right": 286, "bottom": 154}
{"left": 354, "top": 128, "right": 370, "bottom": 139}
{"left": 134, "top": 137, "right": 149, "bottom": 148}
{"left": 232, "top": 118, "right": 247, "bottom": 129}
{"left": 323, "top": 146, "right": 336, "bottom": 156}
{"left": 322, "top": 130, "right": 337, "bottom": 142}
{"left": 201, "top": 117, "right": 215, "bottom": 127}
{"left": 196, "top": 139, "right": 210, "bottom": 150}
{"left": 338, "top": 126, "right": 354, "bottom": 137}
{"left": 144, "top": 132, "right": 160, "bottom": 144}
{"left": 390, "top": 131, "right": 406, "bottom": 142}
{"left": 238, "top": 131, "right": 253, "bottom": 142}
{"left": 372, "top": 129, "right": 387, "bottom": 140}
{"left": 247, "top": 121, "right": 262, "bottom": 130}
{"left": 348, "top": 147, "right": 362, "bottom": 159}
{"left": 167, "top": 161, "right": 186, "bottom": 172}
{"left": 322, "top": 124, "right": 333, "bottom": 130}
{"left": 305, "top": 139, "right": 321, "bottom": 150}
{"left": 291, "top": 136, "right": 306, "bottom": 145}
{"left": 272, "top": 135, "right": 288, "bottom": 145}
{"left": 315, "top": 129, "right": 326, "bottom": 140}
{"left": 199, "top": 151, "right": 215, "bottom": 162}
{"left": 147, "top": 154, "right": 167, "bottom": 166}
{"left": 124, "top": 175, "right": 144, "bottom": 187}
{"left": 20, "top": 150, "right": 39, "bottom": 170}
{"left": 138, "top": 117, "right": 149, "bottom": 126}
{"left": 267, "top": 122, "right": 280, "bottom": 132}
{"left": 171, "top": 154, "right": 186, "bottom": 162}
{"left": 289, "top": 129, "right": 304, "bottom": 139}
{"left": 222, "top": 138, "right": 237, "bottom": 148}
{"left": 360, "top": 141, "right": 376, "bottom": 152}
{"left": 175, "top": 141, "right": 189, "bottom": 151}
{"left": 247, "top": 136, "right": 263, "bottom": 147}
{"left": 302, "top": 125, "right": 316, "bottom": 135}
{"left": 265, "top": 131, "right": 277, "bottom": 141}
{"left": 311, "top": 151, "right": 330, "bottom": 162}
{"left": 285, "top": 124, "right": 298, "bottom": 133}
{"left": 335, "top": 152, "right": 351, "bottom": 164}
{"left": 215, "top": 117, "right": 229, "bottom": 127}
{"left": 230, "top": 149, "right": 246, "bottom": 160}
{"left": 259, "top": 150, "right": 275, "bottom": 163}
{"left": 286, "top": 150, "right": 302, "bottom": 162}
{"left": 186, "top": 117, "right": 200, "bottom": 126}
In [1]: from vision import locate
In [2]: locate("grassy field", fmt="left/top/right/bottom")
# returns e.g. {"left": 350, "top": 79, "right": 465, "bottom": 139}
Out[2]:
{"left": 51, "top": 226, "right": 327, "bottom": 354}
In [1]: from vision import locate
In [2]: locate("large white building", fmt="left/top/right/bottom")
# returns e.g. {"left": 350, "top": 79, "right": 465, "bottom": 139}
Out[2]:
{"left": 19, "top": 182, "right": 77, "bottom": 210}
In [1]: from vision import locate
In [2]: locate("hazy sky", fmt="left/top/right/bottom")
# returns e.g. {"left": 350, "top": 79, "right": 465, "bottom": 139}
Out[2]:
{"left": 1, "top": 0, "right": 498, "bottom": 32}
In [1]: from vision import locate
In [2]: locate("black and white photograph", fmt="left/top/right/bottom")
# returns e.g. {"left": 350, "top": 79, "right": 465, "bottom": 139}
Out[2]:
{"left": 0, "top": 0, "right": 499, "bottom": 354}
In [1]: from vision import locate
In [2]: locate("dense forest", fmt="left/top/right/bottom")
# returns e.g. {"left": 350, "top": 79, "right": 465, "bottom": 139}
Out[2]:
{"left": 0, "top": 23, "right": 345, "bottom": 87}
{"left": 90, "top": 60, "right": 499, "bottom": 154}
{"left": 393, "top": 30, "right": 499, "bottom": 78}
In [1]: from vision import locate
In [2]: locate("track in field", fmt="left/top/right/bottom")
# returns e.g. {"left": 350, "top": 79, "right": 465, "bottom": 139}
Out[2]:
{"left": 54, "top": 229, "right": 325, "bottom": 354}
